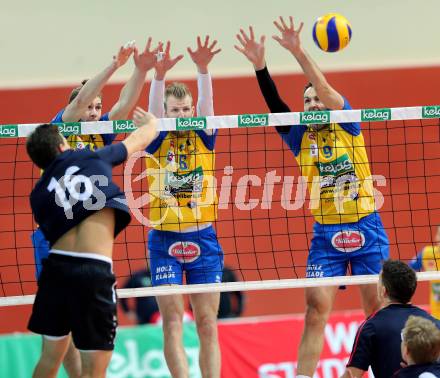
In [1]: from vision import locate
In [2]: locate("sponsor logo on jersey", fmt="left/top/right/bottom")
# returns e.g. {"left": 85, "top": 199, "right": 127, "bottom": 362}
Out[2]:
{"left": 165, "top": 166, "right": 204, "bottom": 194}
{"left": 316, "top": 154, "right": 354, "bottom": 176}
{"left": 238, "top": 114, "right": 269, "bottom": 127}
{"left": 168, "top": 241, "right": 201, "bottom": 263}
{"left": 361, "top": 108, "right": 391, "bottom": 122}
{"left": 331, "top": 230, "right": 365, "bottom": 252}
{"left": 315, "top": 154, "right": 358, "bottom": 189}
{"left": 176, "top": 117, "right": 207, "bottom": 130}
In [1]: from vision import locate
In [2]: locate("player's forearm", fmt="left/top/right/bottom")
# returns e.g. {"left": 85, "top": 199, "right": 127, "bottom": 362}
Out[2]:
{"left": 122, "top": 117, "right": 157, "bottom": 156}
{"left": 292, "top": 48, "right": 328, "bottom": 91}
{"left": 65, "top": 62, "right": 118, "bottom": 120}
{"left": 197, "top": 72, "right": 214, "bottom": 116}
{"left": 148, "top": 78, "right": 165, "bottom": 118}
{"left": 196, "top": 72, "right": 216, "bottom": 135}
{"left": 255, "top": 66, "right": 290, "bottom": 113}
{"left": 109, "top": 67, "right": 148, "bottom": 120}
{"left": 255, "top": 66, "right": 292, "bottom": 134}
{"left": 291, "top": 48, "right": 343, "bottom": 109}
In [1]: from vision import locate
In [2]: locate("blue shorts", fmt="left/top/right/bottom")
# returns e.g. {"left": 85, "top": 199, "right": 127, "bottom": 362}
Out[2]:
{"left": 31, "top": 229, "right": 50, "bottom": 280}
{"left": 148, "top": 225, "right": 224, "bottom": 286}
{"left": 306, "top": 212, "right": 389, "bottom": 278}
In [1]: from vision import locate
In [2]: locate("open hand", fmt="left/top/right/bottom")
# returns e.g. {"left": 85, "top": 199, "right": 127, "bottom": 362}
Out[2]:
{"left": 234, "top": 26, "right": 266, "bottom": 70}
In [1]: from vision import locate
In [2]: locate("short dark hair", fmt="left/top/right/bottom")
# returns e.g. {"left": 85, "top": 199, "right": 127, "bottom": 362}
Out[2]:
{"left": 26, "top": 124, "right": 64, "bottom": 169}
{"left": 381, "top": 259, "right": 417, "bottom": 303}
{"left": 304, "top": 82, "right": 313, "bottom": 94}
{"left": 68, "top": 79, "right": 102, "bottom": 104}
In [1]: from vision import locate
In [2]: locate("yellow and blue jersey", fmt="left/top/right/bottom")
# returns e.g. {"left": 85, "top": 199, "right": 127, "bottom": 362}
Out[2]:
{"left": 145, "top": 130, "right": 218, "bottom": 231}
{"left": 280, "top": 99, "right": 375, "bottom": 224}
{"left": 66, "top": 134, "right": 106, "bottom": 150}
{"left": 410, "top": 246, "right": 440, "bottom": 319}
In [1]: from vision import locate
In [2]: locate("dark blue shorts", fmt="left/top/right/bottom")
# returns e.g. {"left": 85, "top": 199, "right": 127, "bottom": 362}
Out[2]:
{"left": 306, "top": 212, "right": 389, "bottom": 278}
{"left": 148, "top": 225, "right": 224, "bottom": 286}
{"left": 31, "top": 229, "right": 50, "bottom": 280}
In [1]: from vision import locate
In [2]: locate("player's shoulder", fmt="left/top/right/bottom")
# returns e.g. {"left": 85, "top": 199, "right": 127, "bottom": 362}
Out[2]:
{"left": 51, "top": 108, "right": 65, "bottom": 123}
{"left": 422, "top": 245, "right": 436, "bottom": 256}
{"left": 341, "top": 96, "right": 352, "bottom": 110}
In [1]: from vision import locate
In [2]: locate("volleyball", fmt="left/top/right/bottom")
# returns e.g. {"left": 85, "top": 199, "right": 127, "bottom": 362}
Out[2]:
{"left": 312, "top": 13, "right": 352, "bottom": 52}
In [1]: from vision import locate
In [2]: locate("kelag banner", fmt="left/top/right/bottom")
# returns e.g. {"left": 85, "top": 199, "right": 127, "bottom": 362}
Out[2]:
{"left": 0, "top": 311, "right": 374, "bottom": 378}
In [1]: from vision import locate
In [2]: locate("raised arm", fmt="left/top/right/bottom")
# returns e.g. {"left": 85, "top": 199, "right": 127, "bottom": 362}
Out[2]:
{"left": 235, "top": 26, "right": 292, "bottom": 133}
{"left": 187, "top": 35, "right": 221, "bottom": 135}
{"left": 273, "top": 16, "right": 344, "bottom": 110}
{"left": 122, "top": 107, "right": 158, "bottom": 156}
{"left": 235, "top": 26, "right": 290, "bottom": 112}
{"left": 148, "top": 41, "right": 183, "bottom": 118}
{"left": 189, "top": 35, "right": 220, "bottom": 116}
{"left": 108, "top": 38, "right": 161, "bottom": 120}
{"left": 62, "top": 43, "right": 135, "bottom": 122}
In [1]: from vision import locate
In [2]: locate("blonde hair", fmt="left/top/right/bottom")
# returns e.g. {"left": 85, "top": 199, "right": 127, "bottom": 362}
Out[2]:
{"left": 402, "top": 316, "right": 440, "bottom": 364}
{"left": 164, "top": 82, "right": 193, "bottom": 110}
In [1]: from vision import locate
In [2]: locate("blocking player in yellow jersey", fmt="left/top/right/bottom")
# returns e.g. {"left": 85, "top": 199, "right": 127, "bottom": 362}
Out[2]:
{"left": 145, "top": 36, "right": 223, "bottom": 378}
{"left": 236, "top": 17, "right": 389, "bottom": 378}
{"left": 410, "top": 225, "right": 440, "bottom": 319}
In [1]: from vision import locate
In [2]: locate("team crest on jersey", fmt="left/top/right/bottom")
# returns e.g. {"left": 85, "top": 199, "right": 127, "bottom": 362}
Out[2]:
{"left": 331, "top": 230, "right": 365, "bottom": 252}
{"left": 308, "top": 133, "right": 316, "bottom": 141}
{"left": 310, "top": 143, "right": 318, "bottom": 157}
{"left": 167, "top": 149, "right": 175, "bottom": 163}
{"left": 168, "top": 241, "right": 201, "bottom": 263}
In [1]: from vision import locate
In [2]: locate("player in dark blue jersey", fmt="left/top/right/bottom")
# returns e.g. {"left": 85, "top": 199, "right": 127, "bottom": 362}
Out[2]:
{"left": 30, "top": 41, "right": 162, "bottom": 376}
{"left": 394, "top": 315, "right": 440, "bottom": 377}
{"left": 26, "top": 108, "right": 157, "bottom": 378}
{"left": 340, "top": 260, "right": 440, "bottom": 378}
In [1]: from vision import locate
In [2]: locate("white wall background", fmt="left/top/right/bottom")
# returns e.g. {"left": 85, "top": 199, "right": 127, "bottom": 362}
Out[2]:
{"left": 1, "top": 0, "right": 439, "bottom": 87}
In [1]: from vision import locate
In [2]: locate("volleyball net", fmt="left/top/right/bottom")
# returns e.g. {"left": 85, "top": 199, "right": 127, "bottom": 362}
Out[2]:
{"left": 1, "top": 105, "right": 440, "bottom": 306}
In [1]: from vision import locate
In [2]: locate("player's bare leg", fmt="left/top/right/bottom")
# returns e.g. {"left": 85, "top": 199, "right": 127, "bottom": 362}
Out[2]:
{"left": 79, "top": 350, "right": 113, "bottom": 378}
{"left": 32, "top": 336, "right": 70, "bottom": 378}
{"left": 62, "top": 337, "right": 81, "bottom": 378}
{"left": 359, "top": 283, "right": 380, "bottom": 317}
{"left": 190, "top": 292, "right": 221, "bottom": 378}
{"left": 156, "top": 293, "right": 189, "bottom": 378}
{"left": 296, "top": 286, "right": 338, "bottom": 377}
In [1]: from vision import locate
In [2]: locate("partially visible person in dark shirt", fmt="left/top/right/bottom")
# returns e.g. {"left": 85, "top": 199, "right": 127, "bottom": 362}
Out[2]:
{"left": 340, "top": 260, "right": 440, "bottom": 378}
{"left": 119, "top": 269, "right": 159, "bottom": 324}
{"left": 218, "top": 266, "right": 245, "bottom": 319}
{"left": 394, "top": 315, "right": 440, "bottom": 377}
